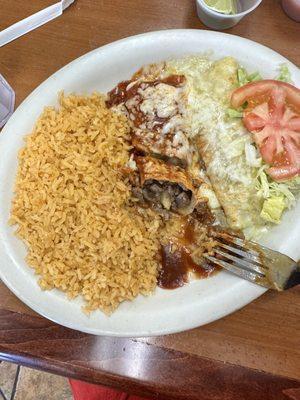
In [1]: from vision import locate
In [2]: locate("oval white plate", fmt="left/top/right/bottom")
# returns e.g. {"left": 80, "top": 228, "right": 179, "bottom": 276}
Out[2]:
{"left": 0, "top": 30, "right": 299, "bottom": 337}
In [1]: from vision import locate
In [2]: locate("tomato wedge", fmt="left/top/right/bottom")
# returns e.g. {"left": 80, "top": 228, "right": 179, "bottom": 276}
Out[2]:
{"left": 231, "top": 80, "right": 300, "bottom": 181}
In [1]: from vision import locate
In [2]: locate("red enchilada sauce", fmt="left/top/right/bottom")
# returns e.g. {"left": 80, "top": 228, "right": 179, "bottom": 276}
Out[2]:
{"left": 106, "top": 75, "right": 185, "bottom": 131}
{"left": 158, "top": 219, "right": 218, "bottom": 289}
{"left": 106, "top": 74, "right": 185, "bottom": 108}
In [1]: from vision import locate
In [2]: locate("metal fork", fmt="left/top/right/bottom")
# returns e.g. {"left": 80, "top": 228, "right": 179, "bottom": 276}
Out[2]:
{"left": 204, "top": 230, "right": 300, "bottom": 290}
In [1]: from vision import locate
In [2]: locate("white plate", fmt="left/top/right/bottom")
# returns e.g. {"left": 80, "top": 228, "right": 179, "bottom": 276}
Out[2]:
{"left": 0, "top": 30, "right": 299, "bottom": 337}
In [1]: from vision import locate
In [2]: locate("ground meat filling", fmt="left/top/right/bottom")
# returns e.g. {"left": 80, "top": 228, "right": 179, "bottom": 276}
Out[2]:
{"left": 141, "top": 179, "right": 192, "bottom": 213}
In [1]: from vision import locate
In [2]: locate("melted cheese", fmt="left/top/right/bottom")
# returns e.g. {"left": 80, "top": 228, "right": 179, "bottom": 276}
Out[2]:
{"left": 167, "top": 56, "right": 266, "bottom": 236}
{"left": 139, "top": 83, "right": 180, "bottom": 118}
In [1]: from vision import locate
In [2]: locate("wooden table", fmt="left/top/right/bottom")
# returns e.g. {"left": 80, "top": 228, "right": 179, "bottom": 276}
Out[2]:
{"left": 1, "top": 1, "right": 300, "bottom": 399}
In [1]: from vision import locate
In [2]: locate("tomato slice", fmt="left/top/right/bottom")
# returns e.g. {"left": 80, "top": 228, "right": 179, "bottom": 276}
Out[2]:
{"left": 231, "top": 80, "right": 300, "bottom": 110}
{"left": 231, "top": 80, "right": 300, "bottom": 181}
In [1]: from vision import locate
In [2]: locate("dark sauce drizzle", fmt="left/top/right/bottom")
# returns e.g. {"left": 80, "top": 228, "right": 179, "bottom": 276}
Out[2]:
{"left": 158, "top": 218, "right": 219, "bottom": 290}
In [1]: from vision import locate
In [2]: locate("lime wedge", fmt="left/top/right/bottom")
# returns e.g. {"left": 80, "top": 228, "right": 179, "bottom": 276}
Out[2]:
{"left": 204, "top": 0, "right": 238, "bottom": 14}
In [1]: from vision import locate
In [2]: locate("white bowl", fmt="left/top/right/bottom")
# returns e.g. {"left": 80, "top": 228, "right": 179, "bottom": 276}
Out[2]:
{"left": 196, "top": 0, "right": 263, "bottom": 30}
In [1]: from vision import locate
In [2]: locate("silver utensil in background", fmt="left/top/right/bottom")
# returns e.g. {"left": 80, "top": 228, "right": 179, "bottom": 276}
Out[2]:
{"left": 0, "top": 75, "right": 15, "bottom": 129}
{"left": 0, "top": 0, "right": 74, "bottom": 48}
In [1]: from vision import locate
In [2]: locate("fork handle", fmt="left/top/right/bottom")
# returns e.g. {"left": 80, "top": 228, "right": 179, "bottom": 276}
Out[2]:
{"left": 284, "top": 263, "right": 300, "bottom": 290}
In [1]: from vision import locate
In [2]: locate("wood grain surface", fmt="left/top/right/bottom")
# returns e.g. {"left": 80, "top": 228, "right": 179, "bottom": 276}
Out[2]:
{"left": 1, "top": 306, "right": 300, "bottom": 400}
{"left": 1, "top": 0, "right": 300, "bottom": 399}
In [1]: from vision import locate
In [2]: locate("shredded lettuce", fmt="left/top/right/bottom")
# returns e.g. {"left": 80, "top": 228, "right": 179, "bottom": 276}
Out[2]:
{"left": 237, "top": 65, "right": 291, "bottom": 87}
{"left": 237, "top": 68, "right": 248, "bottom": 86}
{"left": 256, "top": 167, "right": 300, "bottom": 206}
{"left": 260, "top": 196, "right": 285, "bottom": 224}
{"left": 226, "top": 108, "right": 243, "bottom": 118}
{"left": 276, "top": 64, "right": 292, "bottom": 83}
{"left": 256, "top": 166, "right": 270, "bottom": 198}
{"left": 237, "top": 68, "right": 262, "bottom": 87}
{"left": 247, "top": 72, "right": 262, "bottom": 82}
{"left": 255, "top": 166, "right": 300, "bottom": 223}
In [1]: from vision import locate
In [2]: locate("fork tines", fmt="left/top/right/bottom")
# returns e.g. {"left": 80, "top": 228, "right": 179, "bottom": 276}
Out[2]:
{"left": 204, "top": 230, "right": 300, "bottom": 290}
{"left": 204, "top": 230, "right": 268, "bottom": 286}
